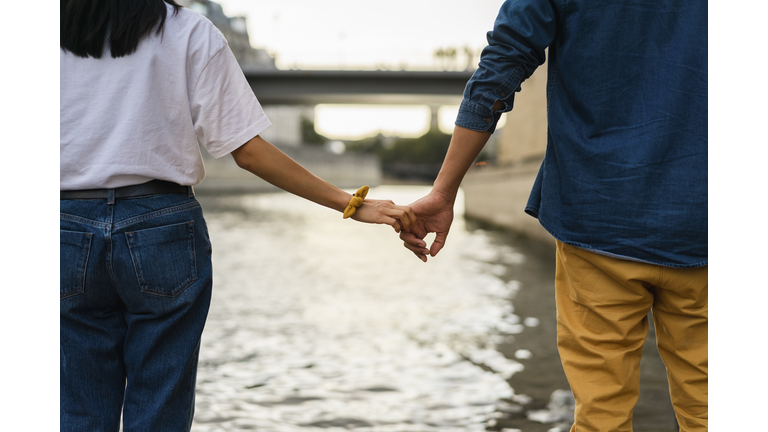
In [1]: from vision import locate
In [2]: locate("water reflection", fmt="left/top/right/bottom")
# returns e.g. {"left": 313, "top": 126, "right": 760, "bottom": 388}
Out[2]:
{"left": 190, "top": 185, "right": 677, "bottom": 431}
{"left": 192, "top": 185, "right": 547, "bottom": 431}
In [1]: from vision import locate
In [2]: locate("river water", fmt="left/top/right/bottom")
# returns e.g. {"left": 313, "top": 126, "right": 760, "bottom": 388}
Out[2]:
{"left": 191, "top": 185, "right": 678, "bottom": 432}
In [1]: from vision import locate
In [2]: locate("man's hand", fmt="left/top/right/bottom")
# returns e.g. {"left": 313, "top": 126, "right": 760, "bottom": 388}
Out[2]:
{"left": 399, "top": 190, "right": 455, "bottom": 262}
{"left": 398, "top": 125, "right": 492, "bottom": 262}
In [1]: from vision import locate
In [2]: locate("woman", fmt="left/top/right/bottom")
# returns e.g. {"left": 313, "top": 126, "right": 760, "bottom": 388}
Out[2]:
{"left": 60, "top": 1, "right": 415, "bottom": 430}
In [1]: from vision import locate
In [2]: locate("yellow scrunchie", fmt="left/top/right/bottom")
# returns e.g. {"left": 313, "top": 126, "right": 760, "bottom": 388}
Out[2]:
{"left": 342, "top": 185, "right": 369, "bottom": 219}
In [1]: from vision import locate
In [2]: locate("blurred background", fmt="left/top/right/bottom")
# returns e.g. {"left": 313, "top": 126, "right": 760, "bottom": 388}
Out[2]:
{"left": 186, "top": 0, "right": 518, "bottom": 192}
{"left": 174, "top": 1, "right": 679, "bottom": 431}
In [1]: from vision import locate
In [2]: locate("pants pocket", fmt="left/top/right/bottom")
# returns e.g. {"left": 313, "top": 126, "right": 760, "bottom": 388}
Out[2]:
{"left": 125, "top": 221, "right": 197, "bottom": 297}
{"left": 60, "top": 230, "right": 93, "bottom": 299}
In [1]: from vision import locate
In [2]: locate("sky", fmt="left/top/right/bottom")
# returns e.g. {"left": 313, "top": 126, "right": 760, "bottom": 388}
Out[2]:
{"left": 215, "top": 0, "right": 506, "bottom": 70}
{"left": 215, "top": 0, "right": 508, "bottom": 139}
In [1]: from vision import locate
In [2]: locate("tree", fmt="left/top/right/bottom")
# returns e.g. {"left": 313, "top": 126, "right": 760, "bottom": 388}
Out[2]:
{"left": 300, "top": 116, "right": 327, "bottom": 146}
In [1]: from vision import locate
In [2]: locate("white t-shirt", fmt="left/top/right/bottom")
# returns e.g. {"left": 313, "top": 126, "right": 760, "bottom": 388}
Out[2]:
{"left": 60, "top": 5, "right": 271, "bottom": 190}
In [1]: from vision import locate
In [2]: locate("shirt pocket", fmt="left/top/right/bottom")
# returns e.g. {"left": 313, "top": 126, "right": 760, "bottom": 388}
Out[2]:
{"left": 125, "top": 221, "right": 198, "bottom": 297}
{"left": 60, "top": 230, "right": 93, "bottom": 300}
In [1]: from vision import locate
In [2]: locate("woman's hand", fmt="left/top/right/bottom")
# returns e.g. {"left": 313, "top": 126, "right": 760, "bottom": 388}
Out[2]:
{"left": 351, "top": 199, "right": 417, "bottom": 234}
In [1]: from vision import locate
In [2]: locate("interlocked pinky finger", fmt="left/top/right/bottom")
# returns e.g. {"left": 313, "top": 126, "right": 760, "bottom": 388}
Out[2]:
{"left": 390, "top": 210, "right": 409, "bottom": 231}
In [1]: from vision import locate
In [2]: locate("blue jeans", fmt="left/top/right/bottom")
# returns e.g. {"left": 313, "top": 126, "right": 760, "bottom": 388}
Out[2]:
{"left": 60, "top": 192, "right": 213, "bottom": 432}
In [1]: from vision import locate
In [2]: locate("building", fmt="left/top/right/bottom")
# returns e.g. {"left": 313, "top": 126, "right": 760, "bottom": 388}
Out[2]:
{"left": 178, "top": 0, "right": 317, "bottom": 148}
{"left": 178, "top": 0, "right": 276, "bottom": 69}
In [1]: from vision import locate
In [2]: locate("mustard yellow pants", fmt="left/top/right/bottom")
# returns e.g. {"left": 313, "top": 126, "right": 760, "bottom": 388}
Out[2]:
{"left": 555, "top": 241, "right": 708, "bottom": 432}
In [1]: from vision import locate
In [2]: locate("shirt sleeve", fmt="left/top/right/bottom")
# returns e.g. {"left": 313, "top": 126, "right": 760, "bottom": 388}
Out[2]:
{"left": 189, "top": 43, "right": 272, "bottom": 158}
{"left": 456, "top": 0, "right": 558, "bottom": 133}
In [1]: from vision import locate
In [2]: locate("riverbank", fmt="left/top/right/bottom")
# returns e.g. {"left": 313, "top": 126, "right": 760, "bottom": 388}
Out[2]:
{"left": 196, "top": 143, "right": 382, "bottom": 193}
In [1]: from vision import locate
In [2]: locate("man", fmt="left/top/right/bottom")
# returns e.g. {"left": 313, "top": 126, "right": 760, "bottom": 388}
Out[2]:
{"left": 401, "top": 1, "right": 707, "bottom": 430}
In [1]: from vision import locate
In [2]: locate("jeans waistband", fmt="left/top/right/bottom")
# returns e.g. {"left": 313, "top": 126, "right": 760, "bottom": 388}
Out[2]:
{"left": 60, "top": 180, "right": 194, "bottom": 202}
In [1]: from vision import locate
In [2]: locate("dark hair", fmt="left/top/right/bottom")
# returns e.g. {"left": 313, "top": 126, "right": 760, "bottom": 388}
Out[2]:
{"left": 60, "top": 0, "right": 183, "bottom": 59}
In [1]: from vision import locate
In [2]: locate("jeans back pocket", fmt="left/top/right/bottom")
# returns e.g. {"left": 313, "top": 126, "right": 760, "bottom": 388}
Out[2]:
{"left": 126, "top": 221, "right": 197, "bottom": 297}
{"left": 60, "top": 230, "right": 93, "bottom": 300}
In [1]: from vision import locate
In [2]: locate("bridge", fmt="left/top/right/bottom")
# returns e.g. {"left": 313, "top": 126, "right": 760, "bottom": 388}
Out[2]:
{"left": 242, "top": 69, "right": 474, "bottom": 105}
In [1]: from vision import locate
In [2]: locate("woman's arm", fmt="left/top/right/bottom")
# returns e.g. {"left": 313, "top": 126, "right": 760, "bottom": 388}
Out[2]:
{"left": 231, "top": 135, "right": 415, "bottom": 232}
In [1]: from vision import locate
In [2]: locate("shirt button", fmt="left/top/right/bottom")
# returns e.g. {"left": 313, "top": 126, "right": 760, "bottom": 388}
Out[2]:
{"left": 485, "top": 118, "right": 493, "bottom": 124}
{"left": 500, "top": 92, "right": 506, "bottom": 97}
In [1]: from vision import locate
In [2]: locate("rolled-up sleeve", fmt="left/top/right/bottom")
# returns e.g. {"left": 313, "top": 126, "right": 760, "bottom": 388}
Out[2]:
{"left": 456, "top": 0, "right": 558, "bottom": 133}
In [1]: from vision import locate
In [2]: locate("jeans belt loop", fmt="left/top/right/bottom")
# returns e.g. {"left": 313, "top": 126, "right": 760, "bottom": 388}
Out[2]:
{"left": 107, "top": 189, "right": 115, "bottom": 205}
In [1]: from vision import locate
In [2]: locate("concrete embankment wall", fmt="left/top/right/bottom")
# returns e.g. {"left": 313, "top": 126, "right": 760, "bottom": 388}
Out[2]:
{"left": 196, "top": 143, "right": 381, "bottom": 193}
{"left": 461, "top": 160, "right": 554, "bottom": 246}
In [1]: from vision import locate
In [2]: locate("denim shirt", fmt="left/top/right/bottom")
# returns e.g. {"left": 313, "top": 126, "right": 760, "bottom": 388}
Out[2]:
{"left": 456, "top": 0, "right": 707, "bottom": 268}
